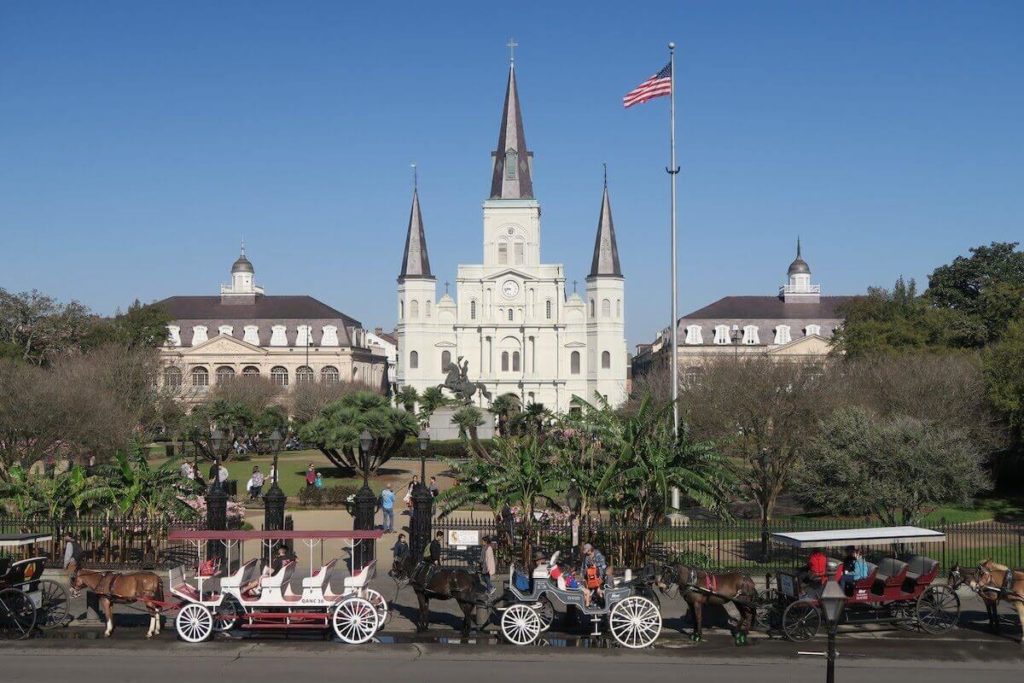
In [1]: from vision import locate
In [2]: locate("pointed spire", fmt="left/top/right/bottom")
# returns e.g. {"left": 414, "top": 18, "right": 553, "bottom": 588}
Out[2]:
{"left": 797, "top": 236, "right": 802, "bottom": 258}
{"left": 489, "top": 62, "right": 534, "bottom": 199}
{"left": 398, "top": 186, "right": 433, "bottom": 282}
{"left": 589, "top": 169, "right": 622, "bottom": 278}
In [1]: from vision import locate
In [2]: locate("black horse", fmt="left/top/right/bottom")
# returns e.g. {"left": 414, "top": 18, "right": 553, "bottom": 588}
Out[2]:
{"left": 390, "top": 555, "right": 487, "bottom": 636}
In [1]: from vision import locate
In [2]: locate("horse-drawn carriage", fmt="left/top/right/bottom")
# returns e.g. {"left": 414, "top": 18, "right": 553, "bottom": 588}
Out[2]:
{"left": 164, "top": 529, "right": 388, "bottom": 644}
{"left": 495, "top": 551, "right": 662, "bottom": 648}
{"left": 0, "top": 533, "right": 71, "bottom": 640}
{"left": 763, "top": 526, "right": 960, "bottom": 641}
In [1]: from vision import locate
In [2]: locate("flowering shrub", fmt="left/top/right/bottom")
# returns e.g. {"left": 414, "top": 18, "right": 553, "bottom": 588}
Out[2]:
{"left": 179, "top": 495, "right": 247, "bottom": 526}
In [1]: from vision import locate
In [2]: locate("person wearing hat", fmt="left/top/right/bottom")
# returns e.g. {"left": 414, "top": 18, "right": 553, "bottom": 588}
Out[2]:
{"left": 580, "top": 542, "right": 607, "bottom": 604}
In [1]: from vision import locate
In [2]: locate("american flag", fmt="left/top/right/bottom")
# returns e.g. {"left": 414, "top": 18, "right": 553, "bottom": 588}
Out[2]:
{"left": 623, "top": 62, "right": 672, "bottom": 108}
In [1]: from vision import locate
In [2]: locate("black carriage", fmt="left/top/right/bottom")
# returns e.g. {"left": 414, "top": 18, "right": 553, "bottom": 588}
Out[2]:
{"left": 0, "top": 533, "right": 72, "bottom": 639}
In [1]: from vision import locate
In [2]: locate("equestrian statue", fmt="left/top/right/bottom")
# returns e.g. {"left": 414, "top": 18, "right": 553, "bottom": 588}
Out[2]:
{"left": 438, "top": 357, "right": 492, "bottom": 405}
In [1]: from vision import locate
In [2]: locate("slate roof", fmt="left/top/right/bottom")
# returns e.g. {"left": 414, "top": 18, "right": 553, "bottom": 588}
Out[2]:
{"left": 680, "top": 295, "right": 852, "bottom": 321}
{"left": 589, "top": 182, "right": 622, "bottom": 278}
{"left": 155, "top": 295, "right": 360, "bottom": 327}
{"left": 489, "top": 64, "right": 534, "bottom": 200}
{"left": 398, "top": 189, "right": 433, "bottom": 281}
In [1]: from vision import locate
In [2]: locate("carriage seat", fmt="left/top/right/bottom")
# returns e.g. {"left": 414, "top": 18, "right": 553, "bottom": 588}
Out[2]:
{"left": 169, "top": 566, "right": 201, "bottom": 602}
{"left": 260, "top": 559, "right": 296, "bottom": 590}
{"left": 872, "top": 558, "right": 908, "bottom": 594}
{"left": 343, "top": 560, "right": 374, "bottom": 589}
{"left": 303, "top": 558, "right": 339, "bottom": 591}
{"left": 903, "top": 555, "right": 939, "bottom": 589}
{"left": 222, "top": 558, "right": 260, "bottom": 590}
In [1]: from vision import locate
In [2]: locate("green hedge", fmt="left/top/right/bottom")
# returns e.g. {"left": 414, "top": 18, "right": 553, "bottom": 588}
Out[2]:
{"left": 391, "top": 439, "right": 491, "bottom": 460}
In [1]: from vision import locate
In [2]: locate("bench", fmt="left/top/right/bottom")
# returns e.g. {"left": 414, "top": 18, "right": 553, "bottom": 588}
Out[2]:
{"left": 903, "top": 555, "right": 939, "bottom": 591}
{"left": 221, "top": 558, "right": 260, "bottom": 591}
{"left": 343, "top": 560, "right": 374, "bottom": 590}
{"left": 872, "top": 557, "right": 908, "bottom": 595}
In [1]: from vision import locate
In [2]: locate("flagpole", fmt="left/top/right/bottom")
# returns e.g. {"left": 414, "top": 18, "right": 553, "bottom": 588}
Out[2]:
{"left": 667, "top": 41, "right": 680, "bottom": 437}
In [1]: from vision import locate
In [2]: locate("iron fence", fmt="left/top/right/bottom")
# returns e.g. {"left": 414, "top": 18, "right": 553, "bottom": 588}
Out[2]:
{"left": 0, "top": 514, "right": 202, "bottom": 570}
{"left": 434, "top": 515, "right": 1024, "bottom": 574}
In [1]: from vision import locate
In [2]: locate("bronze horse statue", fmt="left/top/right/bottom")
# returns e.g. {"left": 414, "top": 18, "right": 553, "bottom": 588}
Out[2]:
{"left": 389, "top": 554, "right": 487, "bottom": 636}
{"left": 657, "top": 564, "right": 758, "bottom": 645}
{"left": 950, "top": 560, "right": 1024, "bottom": 644}
{"left": 71, "top": 568, "right": 165, "bottom": 638}
{"left": 438, "top": 357, "right": 492, "bottom": 405}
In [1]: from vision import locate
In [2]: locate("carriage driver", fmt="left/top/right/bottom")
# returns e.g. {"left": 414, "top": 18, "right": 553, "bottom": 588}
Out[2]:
{"left": 799, "top": 547, "right": 828, "bottom": 596}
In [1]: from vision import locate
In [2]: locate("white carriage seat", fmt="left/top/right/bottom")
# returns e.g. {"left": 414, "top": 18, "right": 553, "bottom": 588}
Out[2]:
{"left": 221, "top": 558, "right": 260, "bottom": 590}
{"left": 260, "top": 559, "right": 296, "bottom": 590}
{"left": 168, "top": 565, "right": 201, "bottom": 602}
{"left": 343, "top": 560, "right": 375, "bottom": 589}
{"left": 302, "top": 558, "right": 338, "bottom": 593}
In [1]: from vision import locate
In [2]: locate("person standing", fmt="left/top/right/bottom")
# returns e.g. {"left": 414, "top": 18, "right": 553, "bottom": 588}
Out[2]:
{"left": 428, "top": 476, "right": 440, "bottom": 498}
{"left": 380, "top": 484, "right": 395, "bottom": 533}
{"left": 305, "top": 464, "right": 316, "bottom": 488}
{"left": 314, "top": 471, "right": 324, "bottom": 489}
{"left": 248, "top": 465, "right": 264, "bottom": 500}
{"left": 391, "top": 533, "right": 409, "bottom": 560}
{"left": 481, "top": 536, "right": 497, "bottom": 595}
{"left": 424, "top": 531, "right": 443, "bottom": 564}
{"left": 63, "top": 533, "right": 83, "bottom": 597}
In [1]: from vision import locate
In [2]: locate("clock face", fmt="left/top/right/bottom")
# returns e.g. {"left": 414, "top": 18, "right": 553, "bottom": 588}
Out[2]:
{"left": 501, "top": 280, "right": 520, "bottom": 299}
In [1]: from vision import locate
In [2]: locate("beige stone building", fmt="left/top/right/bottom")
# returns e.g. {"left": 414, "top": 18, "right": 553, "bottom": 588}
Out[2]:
{"left": 157, "top": 249, "right": 387, "bottom": 400}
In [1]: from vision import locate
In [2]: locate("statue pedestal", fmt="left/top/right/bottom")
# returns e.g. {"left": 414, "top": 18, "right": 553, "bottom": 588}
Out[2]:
{"left": 429, "top": 407, "right": 495, "bottom": 441}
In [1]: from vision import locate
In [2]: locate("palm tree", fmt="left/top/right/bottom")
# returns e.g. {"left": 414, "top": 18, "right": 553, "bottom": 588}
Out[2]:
{"left": 394, "top": 386, "right": 419, "bottom": 414}
{"left": 451, "top": 405, "right": 486, "bottom": 446}
{"left": 417, "top": 386, "right": 448, "bottom": 427}
{"left": 489, "top": 393, "right": 521, "bottom": 437}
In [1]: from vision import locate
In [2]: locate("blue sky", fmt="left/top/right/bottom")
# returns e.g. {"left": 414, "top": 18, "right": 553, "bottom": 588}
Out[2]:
{"left": 1, "top": 1, "right": 1021, "bottom": 347}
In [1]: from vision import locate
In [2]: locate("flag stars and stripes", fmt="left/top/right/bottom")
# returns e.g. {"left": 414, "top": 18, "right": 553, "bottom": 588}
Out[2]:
{"left": 623, "top": 62, "right": 672, "bottom": 108}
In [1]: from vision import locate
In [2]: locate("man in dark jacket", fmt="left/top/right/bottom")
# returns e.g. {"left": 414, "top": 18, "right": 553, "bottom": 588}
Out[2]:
{"left": 425, "top": 531, "right": 443, "bottom": 564}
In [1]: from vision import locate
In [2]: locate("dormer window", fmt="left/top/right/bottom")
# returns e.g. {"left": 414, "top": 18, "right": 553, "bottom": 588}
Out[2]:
{"left": 774, "top": 325, "right": 792, "bottom": 345}
{"left": 805, "top": 324, "right": 822, "bottom": 336}
{"left": 684, "top": 325, "right": 703, "bottom": 345}
{"left": 742, "top": 325, "right": 760, "bottom": 345}
{"left": 713, "top": 325, "right": 730, "bottom": 345}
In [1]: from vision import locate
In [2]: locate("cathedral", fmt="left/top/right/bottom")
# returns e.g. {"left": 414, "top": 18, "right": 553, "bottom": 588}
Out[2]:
{"left": 395, "top": 61, "right": 627, "bottom": 413}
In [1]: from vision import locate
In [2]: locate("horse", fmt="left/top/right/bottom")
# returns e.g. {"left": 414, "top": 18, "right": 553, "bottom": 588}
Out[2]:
{"left": 389, "top": 554, "right": 486, "bottom": 636}
{"left": 656, "top": 564, "right": 758, "bottom": 645}
{"left": 949, "top": 560, "right": 1024, "bottom": 644}
{"left": 71, "top": 568, "right": 165, "bottom": 638}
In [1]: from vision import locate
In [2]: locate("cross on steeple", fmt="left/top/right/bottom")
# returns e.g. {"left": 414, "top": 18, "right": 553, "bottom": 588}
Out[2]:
{"left": 507, "top": 38, "right": 518, "bottom": 65}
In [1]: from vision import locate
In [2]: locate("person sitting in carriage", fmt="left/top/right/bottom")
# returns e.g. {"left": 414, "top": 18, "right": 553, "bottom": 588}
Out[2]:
{"left": 798, "top": 547, "right": 828, "bottom": 596}
{"left": 581, "top": 543, "right": 608, "bottom": 606}
{"left": 839, "top": 546, "right": 869, "bottom": 593}
{"left": 241, "top": 545, "right": 291, "bottom": 596}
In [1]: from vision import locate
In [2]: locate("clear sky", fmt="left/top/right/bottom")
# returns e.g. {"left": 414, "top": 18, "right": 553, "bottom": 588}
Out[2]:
{"left": 1, "top": 1, "right": 1021, "bottom": 347}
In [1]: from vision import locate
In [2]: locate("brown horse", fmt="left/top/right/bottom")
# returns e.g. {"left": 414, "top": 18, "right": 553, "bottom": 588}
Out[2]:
{"left": 656, "top": 564, "right": 757, "bottom": 645}
{"left": 389, "top": 555, "right": 486, "bottom": 636}
{"left": 71, "top": 568, "right": 165, "bottom": 638}
{"left": 950, "top": 560, "right": 1024, "bottom": 644}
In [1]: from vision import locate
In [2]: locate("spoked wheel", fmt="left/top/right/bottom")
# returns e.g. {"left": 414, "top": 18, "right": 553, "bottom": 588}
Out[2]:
{"left": 753, "top": 588, "right": 780, "bottom": 631}
{"left": 782, "top": 600, "right": 821, "bottom": 642}
{"left": 364, "top": 588, "right": 390, "bottom": 631}
{"left": 537, "top": 597, "right": 556, "bottom": 632}
{"left": 212, "top": 596, "right": 243, "bottom": 632}
{"left": 501, "top": 603, "right": 542, "bottom": 645}
{"left": 915, "top": 585, "right": 960, "bottom": 634}
{"left": 608, "top": 596, "right": 662, "bottom": 649}
{"left": 175, "top": 603, "right": 214, "bottom": 643}
{"left": 35, "top": 579, "right": 70, "bottom": 629}
{"left": 0, "top": 588, "right": 37, "bottom": 640}
{"left": 332, "top": 597, "right": 379, "bottom": 644}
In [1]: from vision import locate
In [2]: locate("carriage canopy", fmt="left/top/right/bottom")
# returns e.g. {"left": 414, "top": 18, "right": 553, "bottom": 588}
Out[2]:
{"left": 0, "top": 533, "right": 53, "bottom": 547}
{"left": 770, "top": 526, "right": 945, "bottom": 549}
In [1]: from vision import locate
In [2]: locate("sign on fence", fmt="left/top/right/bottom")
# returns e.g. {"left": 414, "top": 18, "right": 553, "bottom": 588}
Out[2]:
{"left": 447, "top": 529, "right": 480, "bottom": 549}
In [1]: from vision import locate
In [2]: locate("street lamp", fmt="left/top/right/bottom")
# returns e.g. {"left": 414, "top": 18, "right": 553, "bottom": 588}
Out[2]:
{"left": 353, "top": 429, "right": 377, "bottom": 570}
{"left": 262, "top": 428, "right": 287, "bottom": 549}
{"left": 268, "top": 428, "right": 284, "bottom": 483}
{"left": 359, "top": 429, "right": 373, "bottom": 484}
{"left": 411, "top": 429, "right": 434, "bottom": 561}
{"left": 417, "top": 428, "right": 430, "bottom": 486}
{"left": 820, "top": 580, "right": 847, "bottom": 683}
{"left": 209, "top": 428, "right": 226, "bottom": 492}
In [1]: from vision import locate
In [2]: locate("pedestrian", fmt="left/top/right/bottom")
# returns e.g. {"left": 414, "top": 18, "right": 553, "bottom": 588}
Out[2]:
{"left": 305, "top": 464, "right": 316, "bottom": 488}
{"left": 424, "top": 531, "right": 443, "bottom": 564}
{"left": 391, "top": 533, "right": 409, "bottom": 560}
{"left": 428, "top": 476, "right": 440, "bottom": 498}
{"left": 315, "top": 471, "right": 324, "bottom": 489}
{"left": 268, "top": 462, "right": 276, "bottom": 483}
{"left": 481, "top": 536, "right": 497, "bottom": 595}
{"left": 218, "top": 462, "right": 229, "bottom": 486}
{"left": 404, "top": 476, "right": 417, "bottom": 510}
{"left": 247, "top": 465, "right": 264, "bottom": 500}
{"left": 63, "top": 533, "right": 83, "bottom": 597}
{"left": 380, "top": 484, "right": 395, "bottom": 533}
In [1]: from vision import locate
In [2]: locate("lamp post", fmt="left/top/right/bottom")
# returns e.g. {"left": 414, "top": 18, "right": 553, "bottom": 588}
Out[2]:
{"left": 206, "top": 429, "right": 228, "bottom": 564}
{"left": 352, "top": 429, "right": 377, "bottom": 570}
{"left": 411, "top": 429, "right": 434, "bottom": 560}
{"left": 263, "top": 429, "right": 286, "bottom": 544}
{"left": 566, "top": 479, "right": 581, "bottom": 549}
{"left": 820, "top": 580, "right": 846, "bottom": 683}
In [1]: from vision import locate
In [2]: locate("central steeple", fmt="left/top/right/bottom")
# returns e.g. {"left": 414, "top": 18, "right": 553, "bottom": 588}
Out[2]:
{"left": 489, "top": 63, "right": 534, "bottom": 200}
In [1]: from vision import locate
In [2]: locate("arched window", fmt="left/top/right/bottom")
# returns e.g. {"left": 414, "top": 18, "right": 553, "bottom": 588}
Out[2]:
{"left": 774, "top": 325, "right": 792, "bottom": 345}
{"left": 601, "top": 299, "right": 611, "bottom": 317}
{"left": 514, "top": 241, "right": 524, "bottom": 265}
{"left": 685, "top": 325, "right": 703, "bottom": 345}
{"left": 216, "top": 366, "right": 235, "bottom": 384}
{"left": 512, "top": 351, "right": 521, "bottom": 372}
{"left": 164, "top": 366, "right": 182, "bottom": 388}
{"left": 601, "top": 351, "right": 611, "bottom": 369}
{"left": 425, "top": 300, "right": 431, "bottom": 318}
{"left": 498, "top": 241, "right": 508, "bottom": 264}
{"left": 191, "top": 366, "right": 209, "bottom": 387}
{"left": 470, "top": 300, "right": 477, "bottom": 320}
{"left": 616, "top": 299, "right": 622, "bottom": 318}
{"left": 409, "top": 351, "right": 419, "bottom": 369}
{"left": 321, "top": 366, "right": 340, "bottom": 383}
{"left": 590, "top": 299, "right": 595, "bottom": 317}
{"left": 296, "top": 366, "right": 314, "bottom": 384}
{"left": 270, "top": 366, "right": 289, "bottom": 386}
{"left": 545, "top": 300, "right": 552, "bottom": 319}
{"left": 713, "top": 325, "right": 731, "bottom": 345}
{"left": 805, "top": 324, "right": 822, "bottom": 336}
{"left": 501, "top": 351, "right": 510, "bottom": 372}
{"left": 410, "top": 300, "right": 419, "bottom": 318}
{"left": 242, "top": 366, "right": 260, "bottom": 377}
{"left": 441, "top": 350, "right": 451, "bottom": 370}
{"left": 508, "top": 308, "right": 514, "bottom": 322}
{"left": 570, "top": 351, "right": 581, "bottom": 374}
{"left": 742, "top": 325, "right": 760, "bottom": 345}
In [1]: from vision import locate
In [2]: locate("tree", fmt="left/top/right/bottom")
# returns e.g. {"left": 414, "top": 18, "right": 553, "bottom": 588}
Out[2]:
{"left": 682, "top": 356, "right": 833, "bottom": 531}
{"left": 181, "top": 399, "right": 256, "bottom": 462}
{"left": 394, "top": 385, "right": 418, "bottom": 414}
{"left": 84, "top": 300, "right": 172, "bottom": 350}
{"left": 416, "top": 386, "right": 448, "bottom": 427}
{"left": 451, "top": 405, "right": 486, "bottom": 445}
{"left": 208, "top": 375, "right": 283, "bottom": 414}
{"left": 298, "top": 391, "right": 418, "bottom": 475}
{"left": 96, "top": 443, "right": 202, "bottom": 517}
{"left": 795, "top": 407, "right": 991, "bottom": 525}
{"left": 984, "top": 317, "right": 1024, "bottom": 442}
{"left": 290, "top": 380, "right": 373, "bottom": 424}
{"left": 489, "top": 393, "right": 522, "bottom": 437}
{"left": 0, "top": 288, "right": 96, "bottom": 365}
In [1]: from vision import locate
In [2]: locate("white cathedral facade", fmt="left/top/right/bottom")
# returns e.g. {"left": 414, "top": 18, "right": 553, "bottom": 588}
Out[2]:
{"left": 395, "top": 62, "right": 627, "bottom": 413}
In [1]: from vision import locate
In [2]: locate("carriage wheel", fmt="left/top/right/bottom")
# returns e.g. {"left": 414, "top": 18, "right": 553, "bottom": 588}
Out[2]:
{"left": 782, "top": 600, "right": 820, "bottom": 642}
{"left": 332, "top": 597, "right": 379, "bottom": 644}
{"left": 753, "top": 588, "right": 780, "bottom": 631}
{"left": 915, "top": 585, "right": 960, "bottom": 634}
{"left": 0, "top": 588, "right": 37, "bottom": 640}
{"left": 364, "top": 589, "right": 390, "bottom": 631}
{"left": 176, "top": 603, "right": 214, "bottom": 643}
{"left": 213, "top": 596, "right": 243, "bottom": 632}
{"left": 608, "top": 596, "right": 662, "bottom": 649}
{"left": 501, "top": 604, "right": 542, "bottom": 645}
{"left": 537, "top": 597, "right": 555, "bottom": 632}
{"left": 36, "top": 579, "right": 70, "bottom": 629}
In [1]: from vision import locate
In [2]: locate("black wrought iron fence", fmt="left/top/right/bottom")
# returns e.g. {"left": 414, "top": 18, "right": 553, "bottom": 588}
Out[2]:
{"left": 0, "top": 514, "right": 203, "bottom": 570}
{"left": 434, "top": 515, "right": 1024, "bottom": 574}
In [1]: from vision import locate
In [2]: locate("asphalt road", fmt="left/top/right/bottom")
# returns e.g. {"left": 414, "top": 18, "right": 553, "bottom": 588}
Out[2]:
{"left": 2, "top": 639, "right": 1023, "bottom": 683}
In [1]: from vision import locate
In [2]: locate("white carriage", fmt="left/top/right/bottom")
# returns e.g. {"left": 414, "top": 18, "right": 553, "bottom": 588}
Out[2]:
{"left": 496, "top": 551, "right": 662, "bottom": 649}
{"left": 166, "top": 529, "right": 387, "bottom": 644}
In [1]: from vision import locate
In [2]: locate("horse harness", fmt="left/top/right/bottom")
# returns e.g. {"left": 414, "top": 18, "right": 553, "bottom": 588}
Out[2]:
{"left": 977, "top": 564, "right": 1024, "bottom": 601}
{"left": 88, "top": 572, "right": 136, "bottom": 602}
